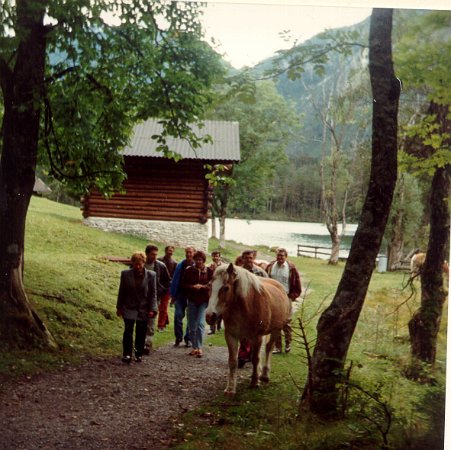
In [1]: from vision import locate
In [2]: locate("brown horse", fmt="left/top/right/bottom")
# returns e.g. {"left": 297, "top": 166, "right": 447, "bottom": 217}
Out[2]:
{"left": 206, "top": 263, "right": 291, "bottom": 396}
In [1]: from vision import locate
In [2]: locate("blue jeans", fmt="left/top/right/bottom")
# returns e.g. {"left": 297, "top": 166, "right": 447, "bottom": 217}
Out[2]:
{"left": 187, "top": 301, "right": 207, "bottom": 349}
{"left": 174, "top": 296, "right": 190, "bottom": 343}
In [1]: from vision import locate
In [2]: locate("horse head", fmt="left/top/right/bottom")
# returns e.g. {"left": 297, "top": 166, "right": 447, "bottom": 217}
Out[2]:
{"left": 206, "top": 263, "right": 237, "bottom": 325}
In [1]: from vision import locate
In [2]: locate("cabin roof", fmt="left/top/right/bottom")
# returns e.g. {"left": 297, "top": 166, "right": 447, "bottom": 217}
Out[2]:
{"left": 122, "top": 119, "right": 240, "bottom": 162}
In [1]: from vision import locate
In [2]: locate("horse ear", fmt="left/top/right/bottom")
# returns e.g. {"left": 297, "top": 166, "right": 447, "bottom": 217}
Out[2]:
{"left": 227, "top": 263, "right": 234, "bottom": 275}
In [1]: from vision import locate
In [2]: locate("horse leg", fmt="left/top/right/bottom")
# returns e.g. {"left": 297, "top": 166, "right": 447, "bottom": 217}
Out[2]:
{"left": 250, "top": 335, "right": 263, "bottom": 388}
{"left": 260, "top": 333, "right": 275, "bottom": 383}
{"left": 224, "top": 331, "right": 239, "bottom": 396}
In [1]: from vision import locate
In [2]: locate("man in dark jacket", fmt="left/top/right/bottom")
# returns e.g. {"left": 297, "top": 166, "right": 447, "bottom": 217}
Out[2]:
{"left": 116, "top": 251, "right": 157, "bottom": 363}
{"left": 143, "top": 244, "right": 171, "bottom": 354}
{"left": 266, "top": 247, "right": 302, "bottom": 354}
{"left": 170, "top": 246, "right": 195, "bottom": 347}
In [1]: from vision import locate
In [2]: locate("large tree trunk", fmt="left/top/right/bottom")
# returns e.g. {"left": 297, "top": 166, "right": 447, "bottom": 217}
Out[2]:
{"left": 302, "top": 8, "right": 400, "bottom": 417}
{"left": 408, "top": 164, "right": 449, "bottom": 366}
{"left": 0, "top": 0, "right": 57, "bottom": 349}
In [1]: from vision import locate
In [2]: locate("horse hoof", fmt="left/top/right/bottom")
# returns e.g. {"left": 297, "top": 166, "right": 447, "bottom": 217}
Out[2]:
{"left": 259, "top": 376, "right": 270, "bottom": 383}
{"left": 224, "top": 390, "right": 236, "bottom": 397}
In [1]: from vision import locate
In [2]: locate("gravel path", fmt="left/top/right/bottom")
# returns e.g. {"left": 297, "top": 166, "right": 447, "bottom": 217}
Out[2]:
{"left": 0, "top": 343, "right": 232, "bottom": 450}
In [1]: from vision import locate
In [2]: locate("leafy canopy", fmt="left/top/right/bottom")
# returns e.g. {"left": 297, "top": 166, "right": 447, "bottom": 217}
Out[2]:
{"left": 395, "top": 11, "right": 451, "bottom": 176}
{"left": 0, "top": 0, "right": 225, "bottom": 195}
{"left": 209, "top": 80, "right": 303, "bottom": 216}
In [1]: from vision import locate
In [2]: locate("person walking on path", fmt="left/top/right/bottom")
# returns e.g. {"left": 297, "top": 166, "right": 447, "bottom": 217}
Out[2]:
{"left": 266, "top": 247, "right": 302, "bottom": 354}
{"left": 170, "top": 246, "right": 195, "bottom": 347}
{"left": 208, "top": 250, "right": 223, "bottom": 335}
{"left": 143, "top": 244, "right": 171, "bottom": 354}
{"left": 116, "top": 251, "right": 157, "bottom": 363}
{"left": 158, "top": 245, "right": 177, "bottom": 332}
{"left": 238, "top": 249, "right": 268, "bottom": 368}
{"left": 181, "top": 250, "right": 213, "bottom": 358}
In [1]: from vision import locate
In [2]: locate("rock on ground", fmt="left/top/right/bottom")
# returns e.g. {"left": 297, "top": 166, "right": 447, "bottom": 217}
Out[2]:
{"left": 0, "top": 344, "right": 230, "bottom": 449}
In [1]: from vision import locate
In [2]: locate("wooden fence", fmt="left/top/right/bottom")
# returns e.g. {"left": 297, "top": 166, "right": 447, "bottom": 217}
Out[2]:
{"left": 297, "top": 244, "right": 333, "bottom": 259}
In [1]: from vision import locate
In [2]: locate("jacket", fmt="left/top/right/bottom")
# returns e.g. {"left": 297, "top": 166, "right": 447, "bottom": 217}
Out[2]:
{"left": 145, "top": 259, "right": 171, "bottom": 299}
{"left": 170, "top": 259, "right": 194, "bottom": 299}
{"left": 116, "top": 268, "right": 157, "bottom": 321}
{"left": 266, "top": 260, "right": 302, "bottom": 300}
{"left": 181, "top": 265, "right": 213, "bottom": 305}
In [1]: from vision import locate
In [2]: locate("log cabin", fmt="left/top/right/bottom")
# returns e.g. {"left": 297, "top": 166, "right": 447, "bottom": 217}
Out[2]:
{"left": 82, "top": 119, "right": 240, "bottom": 250}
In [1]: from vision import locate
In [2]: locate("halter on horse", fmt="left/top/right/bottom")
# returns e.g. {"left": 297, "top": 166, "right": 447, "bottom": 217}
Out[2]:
{"left": 206, "top": 263, "right": 291, "bottom": 396}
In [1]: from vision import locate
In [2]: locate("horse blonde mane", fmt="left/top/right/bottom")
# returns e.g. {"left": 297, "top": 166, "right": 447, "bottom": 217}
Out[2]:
{"left": 232, "top": 265, "right": 263, "bottom": 297}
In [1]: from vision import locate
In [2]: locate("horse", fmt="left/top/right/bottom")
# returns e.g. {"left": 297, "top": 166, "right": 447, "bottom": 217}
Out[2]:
{"left": 206, "top": 263, "right": 291, "bottom": 396}
{"left": 410, "top": 252, "right": 426, "bottom": 278}
{"left": 410, "top": 251, "right": 449, "bottom": 280}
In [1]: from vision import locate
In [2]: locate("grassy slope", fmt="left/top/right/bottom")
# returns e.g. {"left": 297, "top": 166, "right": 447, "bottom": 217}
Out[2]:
{"left": 2, "top": 197, "right": 184, "bottom": 376}
{"left": 2, "top": 197, "right": 447, "bottom": 449}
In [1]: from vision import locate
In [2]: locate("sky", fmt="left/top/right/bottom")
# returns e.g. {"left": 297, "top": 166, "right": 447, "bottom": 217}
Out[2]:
{"left": 200, "top": 0, "right": 450, "bottom": 69}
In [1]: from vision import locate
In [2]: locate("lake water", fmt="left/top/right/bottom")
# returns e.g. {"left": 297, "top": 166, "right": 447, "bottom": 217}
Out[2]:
{"left": 208, "top": 218, "right": 357, "bottom": 258}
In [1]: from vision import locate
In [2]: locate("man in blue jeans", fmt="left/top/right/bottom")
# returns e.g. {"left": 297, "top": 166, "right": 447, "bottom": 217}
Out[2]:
{"left": 170, "top": 246, "right": 195, "bottom": 347}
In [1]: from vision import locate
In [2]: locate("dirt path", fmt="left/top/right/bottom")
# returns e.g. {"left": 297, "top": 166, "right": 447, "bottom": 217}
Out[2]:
{"left": 0, "top": 343, "right": 232, "bottom": 450}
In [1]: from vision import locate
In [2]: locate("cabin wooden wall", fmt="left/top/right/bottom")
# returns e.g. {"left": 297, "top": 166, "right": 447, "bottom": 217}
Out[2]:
{"left": 82, "top": 157, "right": 213, "bottom": 224}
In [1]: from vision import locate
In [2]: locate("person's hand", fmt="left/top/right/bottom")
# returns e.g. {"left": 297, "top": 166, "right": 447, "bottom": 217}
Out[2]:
{"left": 148, "top": 311, "right": 157, "bottom": 318}
{"left": 116, "top": 309, "right": 123, "bottom": 318}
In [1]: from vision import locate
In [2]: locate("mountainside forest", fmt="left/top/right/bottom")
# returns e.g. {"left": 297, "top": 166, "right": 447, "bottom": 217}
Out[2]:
{"left": 206, "top": 8, "right": 450, "bottom": 265}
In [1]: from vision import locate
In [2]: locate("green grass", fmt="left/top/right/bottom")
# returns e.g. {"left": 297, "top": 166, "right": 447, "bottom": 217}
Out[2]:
{"left": 1, "top": 197, "right": 447, "bottom": 449}
{"left": 1, "top": 197, "right": 186, "bottom": 377}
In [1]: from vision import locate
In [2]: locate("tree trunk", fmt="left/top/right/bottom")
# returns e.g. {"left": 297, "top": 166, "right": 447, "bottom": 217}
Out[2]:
{"left": 387, "top": 175, "right": 405, "bottom": 270}
{"left": 219, "top": 215, "right": 226, "bottom": 249}
{"left": 0, "top": 0, "right": 57, "bottom": 349}
{"left": 408, "top": 164, "right": 449, "bottom": 367}
{"left": 302, "top": 8, "right": 399, "bottom": 417}
{"left": 211, "top": 214, "right": 217, "bottom": 239}
{"left": 329, "top": 232, "right": 341, "bottom": 265}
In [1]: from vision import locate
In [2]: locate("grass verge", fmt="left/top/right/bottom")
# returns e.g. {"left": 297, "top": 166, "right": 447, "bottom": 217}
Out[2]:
{"left": 0, "top": 197, "right": 446, "bottom": 449}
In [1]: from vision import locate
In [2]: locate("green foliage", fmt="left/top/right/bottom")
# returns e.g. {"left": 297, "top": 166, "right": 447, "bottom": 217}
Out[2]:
{"left": 208, "top": 80, "right": 303, "bottom": 217}
{"left": 395, "top": 11, "right": 451, "bottom": 105}
{"left": 384, "top": 173, "right": 424, "bottom": 251}
{"left": 1, "top": 0, "right": 225, "bottom": 196}
{"left": 395, "top": 11, "right": 451, "bottom": 177}
{"left": 266, "top": 28, "right": 366, "bottom": 82}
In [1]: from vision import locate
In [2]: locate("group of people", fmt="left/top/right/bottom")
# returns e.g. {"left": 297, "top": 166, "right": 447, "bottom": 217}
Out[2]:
{"left": 116, "top": 244, "right": 302, "bottom": 365}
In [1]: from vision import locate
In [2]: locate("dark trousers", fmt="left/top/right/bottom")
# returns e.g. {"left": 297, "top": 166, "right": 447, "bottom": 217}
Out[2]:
{"left": 123, "top": 319, "right": 148, "bottom": 357}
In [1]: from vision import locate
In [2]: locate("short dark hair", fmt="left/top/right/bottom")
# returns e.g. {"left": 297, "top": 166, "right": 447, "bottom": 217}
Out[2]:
{"left": 164, "top": 245, "right": 175, "bottom": 252}
{"left": 193, "top": 250, "right": 207, "bottom": 261}
{"left": 277, "top": 248, "right": 288, "bottom": 256}
{"left": 145, "top": 244, "right": 158, "bottom": 254}
{"left": 211, "top": 251, "right": 221, "bottom": 257}
{"left": 242, "top": 249, "right": 254, "bottom": 258}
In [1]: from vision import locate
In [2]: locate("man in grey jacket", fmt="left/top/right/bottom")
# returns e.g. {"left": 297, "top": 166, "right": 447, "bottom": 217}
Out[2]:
{"left": 116, "top": 251, "right": 157, "bottom": 363}
{"left": 143, "top": 244, "right": 171, "bottom": 354}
